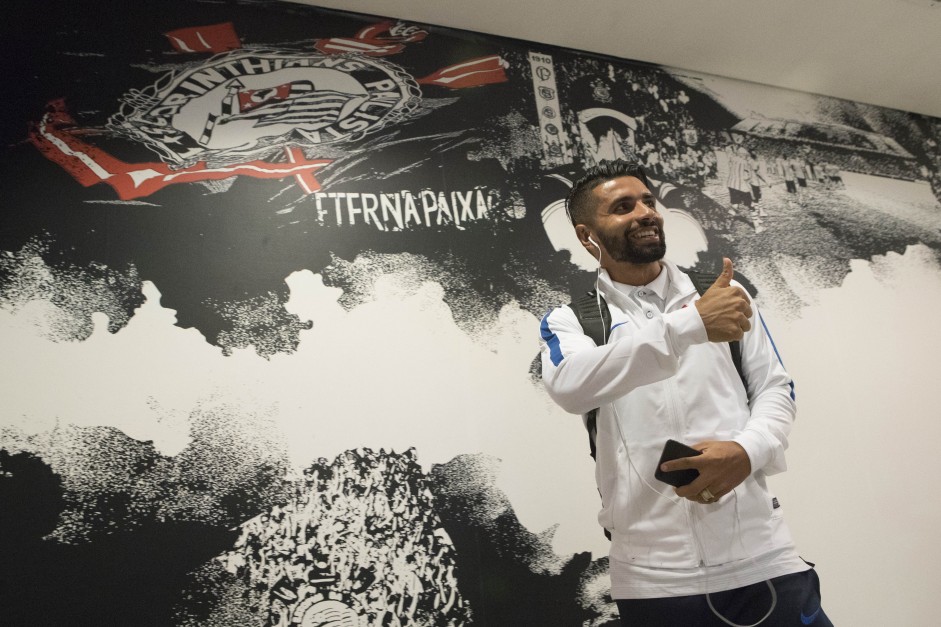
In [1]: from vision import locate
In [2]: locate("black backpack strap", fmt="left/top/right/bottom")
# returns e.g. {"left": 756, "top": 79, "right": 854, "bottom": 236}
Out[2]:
{"left": 728, "top": 341, "right": 747, "bottom": 393}
{"left": 686, "top": 270, "right": 748, "bottom": 393}
{"left": 684, "top": 269, "right": 716, "bottom": 297}
{"left": 569, "top": 290, "right": 611, "bottom": 348}
{"left": 585, "top": 408, "right": 599, "bottom": 461}
{"left": 568, "top": 291, "right": 610, "bottom": 462}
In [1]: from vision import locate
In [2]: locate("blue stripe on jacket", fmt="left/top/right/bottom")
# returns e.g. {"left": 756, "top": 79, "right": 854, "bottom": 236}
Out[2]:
{"left": 758, "top": 311, "right": 796, "bottom": 401}
{"left": 540, "top": 311, "right": 565, "bottom": 367}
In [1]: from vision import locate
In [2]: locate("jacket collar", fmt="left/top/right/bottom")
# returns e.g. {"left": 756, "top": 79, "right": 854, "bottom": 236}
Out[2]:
{"left": 596, "top": 259, "right": 697, "bottom": 311}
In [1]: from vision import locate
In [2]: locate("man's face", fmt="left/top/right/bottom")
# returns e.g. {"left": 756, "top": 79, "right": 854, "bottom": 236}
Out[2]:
{"left": 588, "top": 175, "right": 665, "bottom": 264}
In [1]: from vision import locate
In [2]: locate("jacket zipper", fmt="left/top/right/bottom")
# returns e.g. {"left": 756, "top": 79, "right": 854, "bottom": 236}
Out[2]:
{"left": 665, "top": 365, "right": 703, "bottom": 566}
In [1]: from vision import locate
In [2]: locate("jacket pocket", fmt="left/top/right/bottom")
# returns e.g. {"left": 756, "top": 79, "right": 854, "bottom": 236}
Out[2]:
{"left": 695, "top": 476, "right": 775, "bottom": 566}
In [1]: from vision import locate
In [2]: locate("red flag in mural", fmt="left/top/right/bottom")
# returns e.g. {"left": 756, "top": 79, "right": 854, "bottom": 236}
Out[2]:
{"left": 29, "top": 101, "right": 331, "bottom": 200}
{"left": 417, "top": 55, "right": 509, "bottom": 89}
{"left": 314, "top": 20, "right": 428, "bottom": 57}
{"left": 354, "top": 21, "right": 427, "bottom": 43}
{"left": 164, "top": 22, "right": 242, "bottom": 53}
{"left": 313, "top": 37, "right": 405, "bottom": 56}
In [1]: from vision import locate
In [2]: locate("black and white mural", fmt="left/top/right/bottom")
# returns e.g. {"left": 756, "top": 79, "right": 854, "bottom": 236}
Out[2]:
{"left": 2, "top": 0, "right": 940, "bottom": 624}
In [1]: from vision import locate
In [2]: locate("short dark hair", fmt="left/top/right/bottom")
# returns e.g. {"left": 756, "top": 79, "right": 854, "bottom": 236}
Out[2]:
{"left": 566, "top": 160, "right": 651, "bottom": 227}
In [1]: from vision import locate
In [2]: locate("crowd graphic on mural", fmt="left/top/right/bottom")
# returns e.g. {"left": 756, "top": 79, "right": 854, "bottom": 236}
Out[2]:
{"left": 0, "top": 420, "right": 610, "bottom": 625}
{"left": 217, "top": 449, "right": 468, "bottom": 627}
{"left": 2, "top": 0, "right": 941, "bottom": 625}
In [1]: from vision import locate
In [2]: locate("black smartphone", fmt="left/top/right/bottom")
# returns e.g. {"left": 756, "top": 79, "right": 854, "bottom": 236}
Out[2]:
{"left": 654, "top": 439, "right": 702, "bottom": 487}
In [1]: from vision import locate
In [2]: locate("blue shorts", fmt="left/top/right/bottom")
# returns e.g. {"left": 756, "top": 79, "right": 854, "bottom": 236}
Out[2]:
{"left": 616, "top": 568, "right": 833, "bottom": 627}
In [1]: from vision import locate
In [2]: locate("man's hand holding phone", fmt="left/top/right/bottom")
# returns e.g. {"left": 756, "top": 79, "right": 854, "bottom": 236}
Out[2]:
{"left": 656, "top": 439, "right": 752, "bottom": 504}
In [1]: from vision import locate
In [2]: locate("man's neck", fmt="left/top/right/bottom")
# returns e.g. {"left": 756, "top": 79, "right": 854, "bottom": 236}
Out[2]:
{"left": 606, "top": 261, "right": 663, "bottom": 286}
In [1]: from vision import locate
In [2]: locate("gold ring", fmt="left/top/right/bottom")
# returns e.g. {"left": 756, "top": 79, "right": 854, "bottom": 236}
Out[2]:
{"left": 699, "top": 488, "right": 715, "bottom": 502}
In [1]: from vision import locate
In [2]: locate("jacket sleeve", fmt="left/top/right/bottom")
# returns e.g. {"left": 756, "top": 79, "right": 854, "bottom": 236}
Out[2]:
{"left": 731, "top": 298, "right": 797, "bottom": 476}
{"left": 539, "top": 301, "right": 707, "bottom": 415}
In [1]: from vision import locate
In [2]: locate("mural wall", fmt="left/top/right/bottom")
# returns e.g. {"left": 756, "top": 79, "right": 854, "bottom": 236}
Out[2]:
{"left": 2, "top": 0, "right": 941, "bottom": 625}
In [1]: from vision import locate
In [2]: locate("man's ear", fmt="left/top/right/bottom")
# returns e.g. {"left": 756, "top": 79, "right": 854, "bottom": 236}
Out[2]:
{"left": 575, "top": 224, "right": 594, "bottom": 250}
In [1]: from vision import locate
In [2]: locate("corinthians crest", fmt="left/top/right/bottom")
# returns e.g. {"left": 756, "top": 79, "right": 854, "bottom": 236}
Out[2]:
{"left": 28, "top": 19, "right": 506, "bottom": 200}
{"left": 109, "top": 49, "right": 421, "bottom": 167}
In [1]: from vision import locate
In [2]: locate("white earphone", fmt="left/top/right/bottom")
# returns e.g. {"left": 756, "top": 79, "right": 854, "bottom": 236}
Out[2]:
{"left": 587, "top": 236, "right": 602, "bottom": 261}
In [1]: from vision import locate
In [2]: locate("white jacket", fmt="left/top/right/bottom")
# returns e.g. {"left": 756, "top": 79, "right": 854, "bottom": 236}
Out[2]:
{"left": 540, "top": 260, "right": 797, "bottom": 569}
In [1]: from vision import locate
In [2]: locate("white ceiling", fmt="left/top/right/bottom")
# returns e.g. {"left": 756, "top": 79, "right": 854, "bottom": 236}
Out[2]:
{"left": 289, "top": 0, "right": 941, "bottom": 120}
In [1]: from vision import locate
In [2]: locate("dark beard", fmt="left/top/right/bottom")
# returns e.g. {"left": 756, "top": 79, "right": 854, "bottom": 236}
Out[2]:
{"left": 598, "top": 229, "right": 666, "bottom": 264}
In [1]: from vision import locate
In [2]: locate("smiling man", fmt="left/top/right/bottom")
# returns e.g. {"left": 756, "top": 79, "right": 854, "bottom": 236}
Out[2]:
{"left": 539, "top": 160, "right": 832, "bottom": 626}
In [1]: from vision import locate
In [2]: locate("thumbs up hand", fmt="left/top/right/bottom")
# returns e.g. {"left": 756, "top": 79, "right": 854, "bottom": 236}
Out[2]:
{"left": 694, "top": 258, "right": 753, "bottom": 342}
